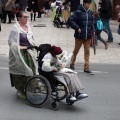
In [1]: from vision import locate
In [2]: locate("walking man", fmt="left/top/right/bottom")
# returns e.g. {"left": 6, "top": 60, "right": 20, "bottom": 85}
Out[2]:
{"left": 67, "top": 0, "right": 94, "bottom": 75}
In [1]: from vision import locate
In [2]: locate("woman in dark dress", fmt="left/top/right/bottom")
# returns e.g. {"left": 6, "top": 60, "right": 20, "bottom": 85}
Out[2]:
{"left": 28, "top": 0, "right": 38, "bottom": 21}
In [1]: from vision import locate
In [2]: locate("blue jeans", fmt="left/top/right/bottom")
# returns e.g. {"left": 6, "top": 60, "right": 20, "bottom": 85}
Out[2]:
{"left": 102, "top": 19, "right": 113, "bottom": 41}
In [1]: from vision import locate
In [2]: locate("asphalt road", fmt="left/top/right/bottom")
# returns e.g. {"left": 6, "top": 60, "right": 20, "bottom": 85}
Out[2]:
{"left": 0, "top": 57, "right": 120, "bottom": 120}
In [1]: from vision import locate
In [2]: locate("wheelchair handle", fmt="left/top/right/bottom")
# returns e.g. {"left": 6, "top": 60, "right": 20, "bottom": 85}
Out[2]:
{"left": 27, "top": 46, "right": 39, "bottom": 51}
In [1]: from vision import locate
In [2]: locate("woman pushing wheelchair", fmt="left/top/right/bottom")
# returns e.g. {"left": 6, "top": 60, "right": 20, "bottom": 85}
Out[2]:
{"left": 8, "top": 11, "right": 88, "bottom": 107}
{"left": 8, "top": 11, "right": 37, "bottom": 99}
{"left": 41, "top": 45, "right": 88, "bottom": 102}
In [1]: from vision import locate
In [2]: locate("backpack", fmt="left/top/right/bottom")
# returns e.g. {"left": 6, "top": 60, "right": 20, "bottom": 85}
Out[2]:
{"left": 38, "top": 44, "right": 51, "bottom": 73}
{"left": 96, "top": 19, "right": 104, "bottom": 30}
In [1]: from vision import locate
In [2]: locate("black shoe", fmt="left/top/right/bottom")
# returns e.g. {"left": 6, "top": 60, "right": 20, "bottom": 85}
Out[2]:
{"left": 70, "top": 64, "right": 75, "bottom": 70}
{"left": 106, "top": 40, "right": 113, "bottom": 43}
{"left": 84, "top": 69, "right": 94, "bottom": 75}
{"left": 2, "top": 21, "right": 6, "bottom": 23}
{"left": 66, "top": 95, "right": 77, "bottom": 103}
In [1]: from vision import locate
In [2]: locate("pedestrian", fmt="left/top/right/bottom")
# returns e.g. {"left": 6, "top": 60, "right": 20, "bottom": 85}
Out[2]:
{"left": 11, "top": 0, "right": 16, "bottom": 21}
{"left": 8, "top": 11, "right": 37, "bottom": 99}
{"left": 62, "top": 0, "right": 81, "bottom": 13}
{"left": 2, "top": 0, "right": 15, "bottom": 24}
{"left": 115, "top": 5, "right": 120, "bottom": 46}
{"left": 41, "top": 45, "right": 88, "bottom": 102}
{"left": 37, "top": 0, "right": 45, "bottom": 18}
{"left": 90, "top": 0, "right": 96, "bottom": 12}
{"left": 60, "top": 0, "right": 70, "bottom": 23}
{"left": 28, "top": 0, "right": 38, "bottom": 21}
{"left": 14, "top": 0, "right": 20, "bottom": 12}
{"left": 44, "top": 0, "right": 50, "bottom": 16}
{"left": 67, "top": 0, "right": 94, "bottom": 75}
{"left": 19, "top": 0, "right": 27, "bottom": 11}
{"left": 89, "top": 0, "right": 108, "bottom": 49}
{"left": 98, "top": 0, "right": 113, "bottom": 43}
{"left": 94, "top": 14, "right": 108, "bottom": 49}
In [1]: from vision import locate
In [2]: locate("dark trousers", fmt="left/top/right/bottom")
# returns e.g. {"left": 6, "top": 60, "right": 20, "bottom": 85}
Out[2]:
{"left": 95, "top": 30, "right": 107, "bottom": 45}
{"left": 2, "top": 10, "right": 12, "bottom": 23}
{"left": 0, "top": 14, "right": 2, "bottom": 20}
{"left": 102, "top": 19, "right": 113, "bottom": 41}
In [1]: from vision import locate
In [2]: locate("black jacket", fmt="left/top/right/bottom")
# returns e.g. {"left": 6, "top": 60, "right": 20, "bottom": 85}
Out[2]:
{"left": 28, "top": 0, "right": 38, "bottom": 12}
{"left": 98, "top": 0, "right": 112, "bottom": 19}
{"left": 67, "top": 4, "right": 93, "bottom": 40}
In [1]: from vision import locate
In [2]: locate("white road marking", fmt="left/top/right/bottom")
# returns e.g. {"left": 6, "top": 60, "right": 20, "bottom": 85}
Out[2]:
{"left": 75, "top": 70, "right": 108, "bottom": 73}
{"left": 0, "top": 67, "right": 9, "bottom": 70}
{"left": 0, "top": 67, "right": 108, "bottom": 73}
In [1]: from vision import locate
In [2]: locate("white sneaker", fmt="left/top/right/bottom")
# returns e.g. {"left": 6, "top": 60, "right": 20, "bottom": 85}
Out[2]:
{"left": 76, "top": 93, "right": 88, "bottom": 100}
{"left": 69, "top": 96, "right": 77, "bottom": 101}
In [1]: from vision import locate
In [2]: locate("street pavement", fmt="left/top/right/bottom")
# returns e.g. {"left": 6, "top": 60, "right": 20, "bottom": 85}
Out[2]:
{"left": 0, "top": 59, "right": 120, "bottom": 120}
{"left": 0, "top": 13, "right": 120, "bottom": 65}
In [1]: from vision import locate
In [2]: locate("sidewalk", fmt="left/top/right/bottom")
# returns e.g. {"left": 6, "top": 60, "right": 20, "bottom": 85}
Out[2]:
{"left": 0, "top": 14, "right": 120, "bottom": 64}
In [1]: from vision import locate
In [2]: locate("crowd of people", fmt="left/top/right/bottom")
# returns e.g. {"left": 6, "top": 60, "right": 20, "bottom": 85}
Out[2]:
{"left": 0, "top": 0, "right": 52, "bottom": 23}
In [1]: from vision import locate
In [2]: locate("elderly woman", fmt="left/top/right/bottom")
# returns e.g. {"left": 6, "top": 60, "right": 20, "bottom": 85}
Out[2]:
{"left": 8, "top": 11, "right": 37, "bottom": 99}
{"left": 41, "top": 45, "right": 88, "bottom": 102}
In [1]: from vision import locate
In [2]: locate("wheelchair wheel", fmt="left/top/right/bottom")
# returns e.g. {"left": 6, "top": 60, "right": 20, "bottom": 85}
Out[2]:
{"left": 25, "top": 75, "right": 51, "bottom": 107}
{"left": 68, "top": 101, "right": 74, "bottom": 105}
{"left": 50, "top": 100, "right": 59, "bottom": 110}
{"left": 56, "top": 83, "right": 68, "bottom": 100}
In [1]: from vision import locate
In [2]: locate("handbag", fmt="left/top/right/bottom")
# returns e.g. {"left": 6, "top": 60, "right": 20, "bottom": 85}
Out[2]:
{"left": 117, "top": 25, "right": 120, "bottom": 35}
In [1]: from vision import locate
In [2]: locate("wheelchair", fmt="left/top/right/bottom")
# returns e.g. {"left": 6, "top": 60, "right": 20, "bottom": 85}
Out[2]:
{"left": 25, "top": 44, "right": 70, "bottom": 110}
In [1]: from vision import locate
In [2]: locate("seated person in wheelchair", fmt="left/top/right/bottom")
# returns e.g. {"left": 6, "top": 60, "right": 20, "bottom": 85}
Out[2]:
{"left": 41, "top": 45, "right": 88, "bottom": 102}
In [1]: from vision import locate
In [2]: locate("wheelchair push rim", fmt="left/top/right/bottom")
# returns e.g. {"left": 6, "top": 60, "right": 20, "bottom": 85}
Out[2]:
{"left": 55, "top": 83, "right": 68, "bottom": 101}
{"left": 25, "top": 75, "right": 51, "bottom": 107}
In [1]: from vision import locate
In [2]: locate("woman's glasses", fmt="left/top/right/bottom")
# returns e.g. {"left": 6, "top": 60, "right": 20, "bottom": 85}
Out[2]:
{"left": 22, "top": 16, "right": 29, "bottom": 19}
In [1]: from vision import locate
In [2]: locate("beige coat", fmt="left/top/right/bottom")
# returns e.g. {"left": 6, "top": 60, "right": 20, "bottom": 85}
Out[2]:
{"left": 5, "top": 0, "right": 15, "bottom": 11}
